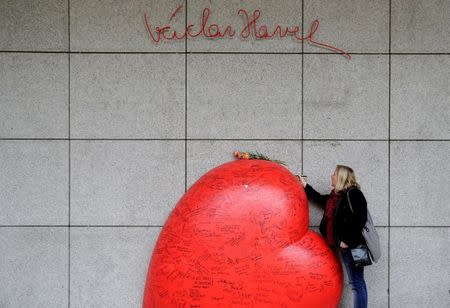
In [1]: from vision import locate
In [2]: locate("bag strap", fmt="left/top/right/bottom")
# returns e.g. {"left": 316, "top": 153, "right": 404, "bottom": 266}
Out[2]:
{"left": 346, "top": 187, "right": 370, "bottom": 232}
{"left": 346, "top": 187, "right": 356, "bottom": 214}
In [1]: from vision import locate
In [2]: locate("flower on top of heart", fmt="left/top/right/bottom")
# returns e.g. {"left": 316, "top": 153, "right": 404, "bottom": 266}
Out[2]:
{"left": 233, "top": 150, "right": 287, "bottom": 166}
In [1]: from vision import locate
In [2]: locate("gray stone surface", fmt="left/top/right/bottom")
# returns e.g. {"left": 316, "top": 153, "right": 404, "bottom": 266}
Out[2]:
{"left": 187, "top": 54, "right": 302, "bottom": 139}
{"left": 391, "top": 55, "right": 450, "bottom": 139}
{"left": 70, "top": 0, "right": 184, "bottom": 52}
{"left": 304, "top": 0, "right": 389, "bottom": 53}
{"left": 0, "top": 0, "right": 68, "bottom": 51}
{"left": 390, "top": 141, "right": 450, "bottom": 226}
{"left": 70, "top": 227, "right": 159, "bottom": 308}
{"left": 187, "top": 0, "right": 302, "bottom": 52}
{"left": 0, "top": 141, "right": 68, "bottom": 225}
{"left": 187, "top": 140, "right": 302, "bottom": 188}
{"left": 390, "top": 227, "right": 450, "bottom": 307}
{"left": 392, "top": 0, "right": 450, "bottom": 52}
{"left": 70, "top": 54, "right": 185, "bottom": 139}
{"left": 0, "top": 0, "right": 448, "bottom": 306}
{"left": 303, "top": 54, "right": 389, "bottom": 139}
{"left": 70, "top": 140, "right": 184, "bottom": 225}
{"left": 0, "top": 53, "right": 68, "bottom": 138}
{"left": 303, "top": 141, "right": 389, "bottom": 227}
{"left": 0, "top": 227, "right": 68, "bottom": 307}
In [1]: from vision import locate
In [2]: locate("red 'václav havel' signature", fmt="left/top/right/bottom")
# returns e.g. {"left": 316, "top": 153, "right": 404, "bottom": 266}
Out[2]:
{"left": 143, "top": 4, "right": 351, "bottom": 60}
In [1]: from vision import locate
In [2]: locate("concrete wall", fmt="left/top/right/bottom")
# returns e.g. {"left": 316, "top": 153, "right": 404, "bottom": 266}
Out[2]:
{"left": 0, "top": 0, "right": 449, "bottom": 307}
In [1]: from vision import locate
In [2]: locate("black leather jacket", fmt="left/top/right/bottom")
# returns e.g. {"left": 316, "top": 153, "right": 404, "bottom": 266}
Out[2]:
{"left": 304, "top": 183, "right": 368, "bottom": 249}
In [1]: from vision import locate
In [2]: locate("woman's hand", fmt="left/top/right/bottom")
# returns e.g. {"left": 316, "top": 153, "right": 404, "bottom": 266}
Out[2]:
{"left": 295, "top": 174, "right": 307, "bottom": 188}
{"left": 339, "top": 241, "right": 349, "bottom": 249}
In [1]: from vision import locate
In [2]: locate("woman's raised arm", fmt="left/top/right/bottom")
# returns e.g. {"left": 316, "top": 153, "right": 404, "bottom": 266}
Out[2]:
{"left": 304, "top": 183, "right": 330, "bottom": 208}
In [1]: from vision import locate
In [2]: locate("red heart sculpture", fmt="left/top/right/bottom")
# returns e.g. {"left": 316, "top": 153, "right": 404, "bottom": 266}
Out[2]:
{"left": 143, "top": 159, "right": 343, "bottom": 307}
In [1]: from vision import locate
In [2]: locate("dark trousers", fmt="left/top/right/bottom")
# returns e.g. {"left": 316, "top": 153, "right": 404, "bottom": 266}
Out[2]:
{"left": 339, "top": 247, "right": 368, "bottom": 308}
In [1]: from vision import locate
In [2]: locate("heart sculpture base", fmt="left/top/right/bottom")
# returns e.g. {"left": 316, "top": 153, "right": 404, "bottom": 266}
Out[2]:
{"left": 143, "top": 159, "right": 343, "bottom": 307}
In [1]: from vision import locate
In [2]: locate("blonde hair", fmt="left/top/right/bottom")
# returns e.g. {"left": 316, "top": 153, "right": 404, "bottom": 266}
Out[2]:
{"left": 334, "top": 164, "right": 361, "bottom": 192}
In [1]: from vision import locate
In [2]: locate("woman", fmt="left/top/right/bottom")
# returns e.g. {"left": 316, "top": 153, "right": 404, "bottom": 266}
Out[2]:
{"left": 297, "top": 165, "right": 368, "bottom": 308}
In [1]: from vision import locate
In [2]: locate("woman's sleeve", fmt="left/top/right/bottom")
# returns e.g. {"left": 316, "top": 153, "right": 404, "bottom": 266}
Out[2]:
{"left": 348, "top": 188, "right": 368, "bottom": 231}
{"left": 304, "top": 183, "right": 330, "bottom": 208}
